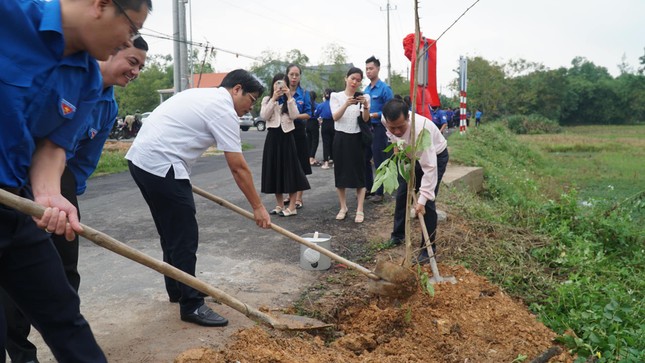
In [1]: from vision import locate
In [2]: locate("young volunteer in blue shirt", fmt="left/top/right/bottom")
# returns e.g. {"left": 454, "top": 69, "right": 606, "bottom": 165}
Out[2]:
{"left": 0, "top": 1, "right": 151, "bottom": 362}
{"left": 363, "top": 56, "right": 394, "bottom": 202}
{"left": 313, "top": 88, "right": 335, "bottom": 169}
{"left": 286, "top": 64, "right": 312, "bottom": 209}
{"left": 3, "top": 37, "right": 149, "bottom": 363}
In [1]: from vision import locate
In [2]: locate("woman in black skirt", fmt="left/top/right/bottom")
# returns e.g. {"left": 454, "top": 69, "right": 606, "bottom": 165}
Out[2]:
{"left": 260, "top": 74, "right": 310, "bottom": 217}
{"left": 330, "top": 67, "right": 371, "bottom": 223}
{"left": 286, "top": 64, "right": 312, "bottom": 210}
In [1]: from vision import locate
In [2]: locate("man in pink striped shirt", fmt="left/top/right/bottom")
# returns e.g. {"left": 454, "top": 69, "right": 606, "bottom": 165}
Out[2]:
{"left": 381, "top": 98, "right": 449, "bottom": 264}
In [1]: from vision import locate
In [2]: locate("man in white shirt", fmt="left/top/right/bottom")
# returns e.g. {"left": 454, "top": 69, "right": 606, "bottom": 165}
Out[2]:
{"left": 125, "top": 69, "right": 271, "bottom": 327}
{"left": 381, "top": 98, "right": 449, "bottom": 264}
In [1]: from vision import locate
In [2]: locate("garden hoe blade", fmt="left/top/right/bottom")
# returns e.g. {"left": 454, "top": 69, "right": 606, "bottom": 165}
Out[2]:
{"left": 418, "top": 213, "right": 457, "bottom": 284}
{"left": 191, "top": 185, "right": 416, "bottom": 298}
{"left": 0, "top": 189, "right": 331, "bottom": 331}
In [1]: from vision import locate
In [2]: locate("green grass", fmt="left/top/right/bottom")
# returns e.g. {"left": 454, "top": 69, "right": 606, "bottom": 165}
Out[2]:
{"left": 93, "top": 150, "right": 128, "bottom": 177}
{"left": 445, "top": 123, "right": 644, "bottom": 362}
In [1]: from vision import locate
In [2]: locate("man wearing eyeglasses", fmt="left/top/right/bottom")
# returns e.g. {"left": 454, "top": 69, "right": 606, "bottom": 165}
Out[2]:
{"left": 126, "top": 69, "right": 271, "bottom": 327}
{"left": 2, "top": 36, "right": 150, "bottom": 363}
{"left": 0, "top": 1, "right": 151, "bottom": 362}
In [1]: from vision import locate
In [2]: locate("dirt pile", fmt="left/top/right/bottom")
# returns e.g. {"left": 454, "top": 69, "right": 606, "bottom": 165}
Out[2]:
{"left": 175, "top": 263, "right": 572, "bottom": 363}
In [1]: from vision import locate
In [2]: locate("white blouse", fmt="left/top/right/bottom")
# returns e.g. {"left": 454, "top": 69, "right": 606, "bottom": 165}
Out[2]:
{"left": 330, "top": 92, "right": 371, "bottom": 134}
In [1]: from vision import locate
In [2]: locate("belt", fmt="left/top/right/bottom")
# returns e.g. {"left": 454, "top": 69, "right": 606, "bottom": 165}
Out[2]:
{"left": 1, "top": 187, "right": 20, "bottom": 195}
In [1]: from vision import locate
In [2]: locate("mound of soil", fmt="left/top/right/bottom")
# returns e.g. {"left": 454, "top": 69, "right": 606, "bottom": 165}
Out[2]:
{"left": 174, "top": 203, "right": 573, "bottom": 363}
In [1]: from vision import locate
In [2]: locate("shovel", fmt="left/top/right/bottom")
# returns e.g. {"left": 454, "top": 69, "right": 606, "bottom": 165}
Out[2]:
{"left": 413, "top": 195, "right": 457, "bottom": 284}
{"left": 192, "top": 185, "right": 417, "bottom": 298}
{"left": 0, "top": 189, "right": 331, "bottom": 331}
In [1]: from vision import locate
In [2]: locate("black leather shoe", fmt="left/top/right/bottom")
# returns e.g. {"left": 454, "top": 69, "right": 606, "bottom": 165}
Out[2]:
{"left": 181, "top": 305, "right": 228, "bottom": 327}
{"left": 370, "top": 194, "right": 384, "bottom": 203}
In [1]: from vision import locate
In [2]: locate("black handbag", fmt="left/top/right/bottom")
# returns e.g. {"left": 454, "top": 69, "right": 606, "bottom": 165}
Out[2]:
{"left": 357, "top": 116, "right": 373, "bottom": 146}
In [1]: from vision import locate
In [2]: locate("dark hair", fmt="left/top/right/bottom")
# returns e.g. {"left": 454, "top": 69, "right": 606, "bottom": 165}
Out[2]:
{"left": 113, "top": 0, "right": 153, "bottom": 13}
{"left": 346, "top": 67, "right": 363, "bottom": 78}
{"left": 133, "top": 36, "right": 148, "bottom": 51}
{"left": 382, "top": 99, "right": 409, "bottom": 122}
{"left": 393, "top": 94, "right": 403, "bottom": 101}
{"left": 323, "top": 88, "right": 332, "bottom": 100}
{"left": 403, "top": 95, "right": 412, "bottom": 109}
{"left": 220, "top": 69, "right": 265, "bottom": 96}
{"left": 285, "top": 64, "right": 302, "bottom": 88}
{"left": 365, "top": 55, "right": 380, "bottom": 67}
{"left": 268, "top": 73, "right": 289, "bottom": 114}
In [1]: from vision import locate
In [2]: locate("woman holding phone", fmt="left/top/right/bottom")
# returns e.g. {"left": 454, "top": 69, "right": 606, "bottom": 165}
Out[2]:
{"left": 260, "top": 74, "right": 310, "bottom": 216}
{"left": 330, "top": 67, "right": 371, "bottom": 223}
{"left": 285, "top": 64, "right": 311, "bottom": 210}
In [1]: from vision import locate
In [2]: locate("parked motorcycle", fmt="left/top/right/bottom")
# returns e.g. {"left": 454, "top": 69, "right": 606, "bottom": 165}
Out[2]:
{"left": 109, "top": 116, "right": 142, "bottom": 140}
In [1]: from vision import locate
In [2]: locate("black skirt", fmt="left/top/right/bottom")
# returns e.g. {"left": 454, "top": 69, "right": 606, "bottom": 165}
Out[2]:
{"left": 293, "top": 122, "right": 312, "bottom": 175}
{"left": 332, "top": 131, "right": 365, "bottom": 188}
{"left": 261, "top": 127, "right": 310, "bottom": 194}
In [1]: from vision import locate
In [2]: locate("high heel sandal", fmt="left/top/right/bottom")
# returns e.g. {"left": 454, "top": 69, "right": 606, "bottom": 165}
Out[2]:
{"left": 354, "top": 211, "right": 364, "bottom": 223}
{"left": 335, "top": 208, "right": 348, "bottom": 220}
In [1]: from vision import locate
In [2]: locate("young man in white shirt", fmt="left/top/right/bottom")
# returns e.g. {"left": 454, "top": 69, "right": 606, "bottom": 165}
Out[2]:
{"left": 126, "top": 69, "right": 270, "bottom": 327}
{"left": 381, "top": 98, "right": 449, "bottom": 264}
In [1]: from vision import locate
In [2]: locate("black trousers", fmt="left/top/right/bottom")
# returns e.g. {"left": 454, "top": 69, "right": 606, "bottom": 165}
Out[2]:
{"left": 391, "top": 148, "right": 449, "bottom": 249}
{"left": 128, "top": 162, "right": 203, "bottom": 316}
{"left": 305, "top": 118, "right": 320, "bottom": 159}
{"left": 0, "top": 187, "right": 105, "bottom": 363}
{"left": 2, "top": 168, "right": 81, "bottom": 362}
{"left": 320, "top": 118, "right": 334, "bottom": 162}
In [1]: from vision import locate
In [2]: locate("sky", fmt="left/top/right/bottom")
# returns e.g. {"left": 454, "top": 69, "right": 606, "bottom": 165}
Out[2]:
{"left": 140, "top": 0, "right": 645, "bottom": 93}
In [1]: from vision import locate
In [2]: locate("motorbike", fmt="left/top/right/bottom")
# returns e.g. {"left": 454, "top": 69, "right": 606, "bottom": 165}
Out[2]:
{"left": 109, "top": 116, "right": 142, "bottom": 140}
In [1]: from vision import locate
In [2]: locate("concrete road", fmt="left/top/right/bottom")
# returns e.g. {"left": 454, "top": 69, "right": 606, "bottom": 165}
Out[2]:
{"left": 32, "top": 129, "right": 348, "bottom": 362}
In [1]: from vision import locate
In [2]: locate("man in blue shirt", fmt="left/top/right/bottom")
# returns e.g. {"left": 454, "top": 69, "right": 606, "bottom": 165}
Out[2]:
{"left": 313, "top": 88, "right": 335, "bottom": 169}
{"left": 0, "top": 1, "right": 151, "bottom": 361}
{"left": 3, "top": 37, "right": 149, "bottom": 363}
{"left": 364, "top": 56, "right": 394, "bottom": 203}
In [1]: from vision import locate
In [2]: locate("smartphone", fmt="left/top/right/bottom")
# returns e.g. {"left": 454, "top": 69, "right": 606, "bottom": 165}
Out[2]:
{"left": 353, "top": 91, "right": 363, "bottom": 99}
{"left": 276, "top": 80, "right": 285, "bottom": 88}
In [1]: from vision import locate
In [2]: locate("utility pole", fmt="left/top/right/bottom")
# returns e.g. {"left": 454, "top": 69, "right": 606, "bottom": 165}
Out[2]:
{"left": 172, "top": 0, "right": 190, "bottom": 93}
{"left": 380, "top": 0, "right": 397, "bottom": 85}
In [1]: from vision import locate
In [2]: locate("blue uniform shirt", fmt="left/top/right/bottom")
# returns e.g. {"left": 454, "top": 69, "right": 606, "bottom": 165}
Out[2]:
{"left": 313, "top": 100, "right": 333, "bottom": 119}
{"left": 364, "top": 79, "right": 393, "bottom": 124}
{"left": 67, "top": 86, "right": 118, "bottom": 195}
{"left": 292, "top": 86, "right": 312, "bottom": 119}
{"left": 0, "top": 0, "right": 102, "bottom": 188}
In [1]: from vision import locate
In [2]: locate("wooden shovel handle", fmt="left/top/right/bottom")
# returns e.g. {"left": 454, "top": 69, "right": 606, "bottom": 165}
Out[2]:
{"left": 412, "top": 194, "right": 443, "bottom": 279}
{"left": 192, "top": 185, "right": 381, "bottom": 281}
{"left": 0, "top": 188, "right": 287, "bottom": 329}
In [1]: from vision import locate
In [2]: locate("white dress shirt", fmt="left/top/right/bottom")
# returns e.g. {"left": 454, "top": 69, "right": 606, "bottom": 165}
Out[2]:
{"left": 126, "top": 87, "right": 242, "bottom": 180}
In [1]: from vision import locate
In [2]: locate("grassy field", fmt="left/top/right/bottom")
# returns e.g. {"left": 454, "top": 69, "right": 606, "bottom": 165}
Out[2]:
{"left": 445, "top": 123, "right": 644, "bottom": 362}
{"left": 518, "top": 125, "right": 645, "bottom": 202}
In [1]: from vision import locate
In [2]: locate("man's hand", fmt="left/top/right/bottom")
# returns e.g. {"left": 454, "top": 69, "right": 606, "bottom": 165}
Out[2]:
{"left": 414, "top": 203, "right": 426, "bottom": 217}
{"left": 30, "top": 138, "right": 82, "bottom": 240}
{"left": 252, "top": 206, "right": 271, "bottom": 229}
{"left": 34, "top": 194, "right": 82, "bottom": 241}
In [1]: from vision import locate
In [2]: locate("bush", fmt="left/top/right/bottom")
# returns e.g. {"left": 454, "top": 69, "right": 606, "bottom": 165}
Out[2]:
{"left": 505, "top": 114, "right": 562, "bottom": 134}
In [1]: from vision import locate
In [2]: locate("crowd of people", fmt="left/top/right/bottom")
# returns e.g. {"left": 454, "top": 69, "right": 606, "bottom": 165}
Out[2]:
{"left": 0, "top": 1, "right": 461, "bottom": 360}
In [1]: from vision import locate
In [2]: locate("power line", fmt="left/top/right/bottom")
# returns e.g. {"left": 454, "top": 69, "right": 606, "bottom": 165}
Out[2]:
{"left": 140, "top": 31, "right": 262, "bottom": 62}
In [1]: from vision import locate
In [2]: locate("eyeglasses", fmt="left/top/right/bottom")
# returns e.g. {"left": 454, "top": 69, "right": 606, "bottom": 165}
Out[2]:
{"left": 113, "top": 0, "right": 141, "bottom": 41}
{"left": 247, "top": 92, "right": 257, "bottom": 104}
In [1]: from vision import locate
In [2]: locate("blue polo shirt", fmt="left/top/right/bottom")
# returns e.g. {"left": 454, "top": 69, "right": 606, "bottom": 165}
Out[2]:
{"left": 364, "top": 79, "right": 393, "bottom": 125}
{"left": 292, "top": 85, "right": 312, "bottom": 121}
{"left": 67, "top": 86, "right": 118, "bottom": 195}
{"left": 0, "top": 0, "right": 102, "bottom": 188}
{"left": 313, "top": 100, "right": 333, "bottom": 119}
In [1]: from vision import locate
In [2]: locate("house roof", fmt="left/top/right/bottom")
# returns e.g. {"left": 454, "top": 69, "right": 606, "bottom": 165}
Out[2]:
{"left": 192, "top": 72, "right": 228, "bottom": 88}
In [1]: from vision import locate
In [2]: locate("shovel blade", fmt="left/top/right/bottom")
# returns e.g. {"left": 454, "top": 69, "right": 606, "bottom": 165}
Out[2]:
{"left": 268, "top": 312, "right": 333, "bottom": 331}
